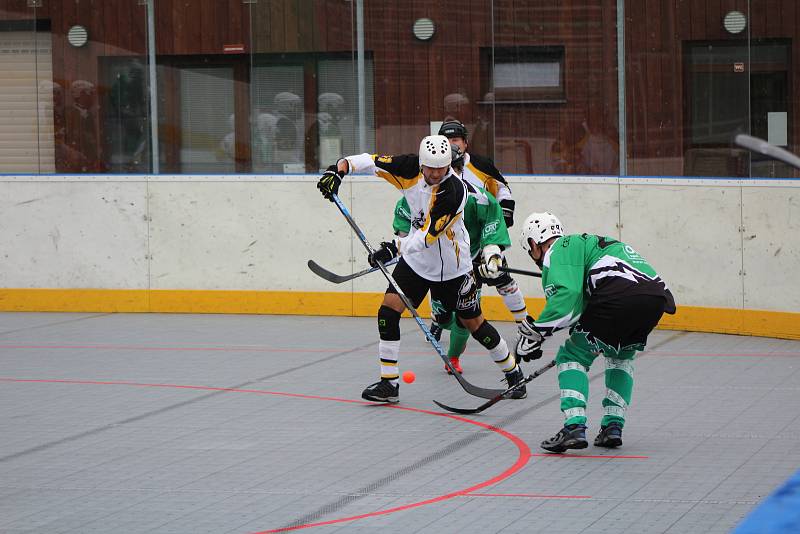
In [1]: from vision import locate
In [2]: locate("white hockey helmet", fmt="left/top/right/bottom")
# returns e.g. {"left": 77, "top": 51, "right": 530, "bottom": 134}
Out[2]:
{"left": 520, "top": 212, "right": 564, "bottom": 252}
{"left": 419, "top": 135, "right": 452, "bottom": 168}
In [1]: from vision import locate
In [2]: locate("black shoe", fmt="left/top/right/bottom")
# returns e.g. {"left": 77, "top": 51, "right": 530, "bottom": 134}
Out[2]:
{"left": 594, "top": 422, "right": 623, "bottom": 448}
{"left": 429, "top": 322, "right": 443, "bottom": 342}
{"left": 541, "top": 424, "right": 588, "bottom": 453}
{"left": 504, "top": 365, "right": 527, "bottom": 399}
{"left": 361, "top": 379, "right": 399, "bottom": 403}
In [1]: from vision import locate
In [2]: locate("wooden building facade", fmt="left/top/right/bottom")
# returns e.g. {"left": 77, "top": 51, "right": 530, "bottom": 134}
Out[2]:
{"left": 0, "top": 0, "right": 797, "bottom": 176}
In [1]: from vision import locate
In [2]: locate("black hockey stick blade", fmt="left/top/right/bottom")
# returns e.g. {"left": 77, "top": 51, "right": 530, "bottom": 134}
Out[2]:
{"left": 307, "top": 258, "right": 399, "bottom": 284}
{"left": 447, "top": 365, "right": 510, "bottom": 399}
{"left": 498, "top": 265, "right": 542, "bottom": 278}
{"left": 433, "top": 359, "right": 556, "bottom": 415}
{"left": 433, "top": 398, "right": 501, "bottom": 415}
{"left": 307, "top": 257, "right": 401, "bottom": 284}
{"left": 307, "top": 260, "right": 358, "bottom": 284}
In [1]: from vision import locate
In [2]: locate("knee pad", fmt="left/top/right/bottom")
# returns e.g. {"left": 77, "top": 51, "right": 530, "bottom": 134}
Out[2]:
{"left": 378, "top": 305, "right": 401, "bottom": 340}
{"left": 471, "top": 320, "right": 501, "bottom": 350}
{"left": 495, "top": 277, "right": 518, "bottom": 295}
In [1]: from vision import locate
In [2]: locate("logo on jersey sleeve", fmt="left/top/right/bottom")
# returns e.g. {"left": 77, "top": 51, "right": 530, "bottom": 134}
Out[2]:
{"left": 482, "top": 221, "right": 499, "bottom": 238}
{"left": 377, "top": 155, "right": 393, "bottom": 164}
{"left": 624, "top": 244, "right": 642, "bottom": 260}
{"left": 544, "top": 284, "right": 557, "bottom": 298}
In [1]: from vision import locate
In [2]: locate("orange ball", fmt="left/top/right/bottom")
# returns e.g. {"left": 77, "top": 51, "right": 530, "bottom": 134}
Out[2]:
{"left": 402, "top": 370, "right": 416, "bottom": 384}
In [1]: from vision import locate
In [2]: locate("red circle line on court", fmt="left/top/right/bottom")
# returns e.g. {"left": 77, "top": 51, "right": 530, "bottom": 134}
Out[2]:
{"left": 0, "top": 376, "right": 583, "bottom": 533}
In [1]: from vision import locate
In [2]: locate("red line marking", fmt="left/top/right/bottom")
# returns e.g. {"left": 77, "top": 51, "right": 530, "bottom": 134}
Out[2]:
{"left": 1, "top": 344, "right": 797, "bottom": 359}
{"left": 0, "top": 376, "right": 532, "bottom": 533}
{"left": 0, "top": 344, "right": 337, "bottom": 353}
{"left": 463, "top": 493, "right": 591, "bottom": 499}
{"left": 532, "top": 453, "right": 648, "bottom": 459}
{"left": 647, "top": 352, "right": 800, "bottom": 358}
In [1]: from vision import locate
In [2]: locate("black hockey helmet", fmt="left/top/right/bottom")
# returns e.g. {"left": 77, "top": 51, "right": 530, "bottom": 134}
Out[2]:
{"left": 450, "top": 143, "right": 465, "bottom": 170}
{"left": 438, "top": 120, "right": 468, "bottom": 140}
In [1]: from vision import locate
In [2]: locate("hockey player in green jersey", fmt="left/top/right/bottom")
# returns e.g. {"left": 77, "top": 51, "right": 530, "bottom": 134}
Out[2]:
{"left": 392, "top": 146, "right": 528, "bottom": 374}
{"left": 514, "top": 211, "right": 676, "bottom": 452}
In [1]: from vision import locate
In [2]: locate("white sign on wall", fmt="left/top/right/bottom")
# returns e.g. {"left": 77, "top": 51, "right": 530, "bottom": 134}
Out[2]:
{"left": 768, "top": 112, "right": 788, "bottom": 147}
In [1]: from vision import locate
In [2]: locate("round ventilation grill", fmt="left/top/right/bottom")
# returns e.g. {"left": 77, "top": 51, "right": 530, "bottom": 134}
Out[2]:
{"left": 412, "top": 18, "right": 435, "bottom": 41}
{"left": 723, "top": 11, "right": 747, "bottom": 34}
{"left": 67, "top": 25, "right": 88, "bottom": 47}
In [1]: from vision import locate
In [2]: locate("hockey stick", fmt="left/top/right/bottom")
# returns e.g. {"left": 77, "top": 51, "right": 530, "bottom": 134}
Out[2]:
{"left": 329, "top": 193, "right": 507, "bottom": 400}
{"left": 308, "top": 258, "right": 539, "bottom": 284}
{"left": 498, "top": 265, "right": 542, "bottom": 278}
{"left": 433, "top": 359, "right": 556, "bottom": 415}
{"left": 735, "top": 134, "right": 800, "bottom": 170}
{"left": 307, "top": 257, "right": 400, "bottom": 284}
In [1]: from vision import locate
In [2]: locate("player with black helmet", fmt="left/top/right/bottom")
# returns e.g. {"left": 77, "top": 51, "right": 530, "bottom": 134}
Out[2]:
{"left": 438, "top": 120, "right": 516, "bottom": 229}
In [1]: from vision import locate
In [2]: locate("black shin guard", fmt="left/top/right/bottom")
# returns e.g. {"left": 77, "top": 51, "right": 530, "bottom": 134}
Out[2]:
{"left": 471, "top": 320, "right": 501, "bottom": 350}
{"left": 378, "top": 305, "right": 401, "bottom": 341}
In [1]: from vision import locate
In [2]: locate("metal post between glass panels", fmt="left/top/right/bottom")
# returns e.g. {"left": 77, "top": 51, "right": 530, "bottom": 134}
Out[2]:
{"left": 356, "top": 0, "right": 366, "bottom": 154}
{"left": 616, "top": 0, "right": 626, "bottom": 177}
{"left": 146, "top": 0, "right": 159, "bottom": 174}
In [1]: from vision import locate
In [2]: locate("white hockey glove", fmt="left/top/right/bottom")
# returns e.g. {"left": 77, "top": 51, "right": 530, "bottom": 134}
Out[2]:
{"left": 514, "top": 315, "right": 544, "bottom": 363}
{"left": 478, "top": 244, "right": 503, "bottom": 279}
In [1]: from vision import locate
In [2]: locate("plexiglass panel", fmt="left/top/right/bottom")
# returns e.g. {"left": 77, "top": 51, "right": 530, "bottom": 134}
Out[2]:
{"left": 0, "top": 1, "right": 797, "bottom": 177}
{"left": 0, "top": 0, "right": 152, "bottom": 174}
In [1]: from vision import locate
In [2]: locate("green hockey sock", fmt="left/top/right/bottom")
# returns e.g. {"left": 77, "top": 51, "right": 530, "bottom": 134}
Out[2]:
{"left": 601, "top": 351, "right": 635, "bottom": 428}
{"left": 554, "top": 330, "right": 601, "bottom": 426}
{"left": 447, "top": 319, "right": 470, "bottom": 358}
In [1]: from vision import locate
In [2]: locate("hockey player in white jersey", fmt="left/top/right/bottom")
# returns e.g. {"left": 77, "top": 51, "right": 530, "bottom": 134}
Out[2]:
{"left": 317, "top": 135, "right": 526, "bottom": 403}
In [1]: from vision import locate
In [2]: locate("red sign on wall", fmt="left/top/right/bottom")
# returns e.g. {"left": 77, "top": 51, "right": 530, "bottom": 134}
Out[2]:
{"left": 734, "top": 62, "right": 745, "bottom": 73}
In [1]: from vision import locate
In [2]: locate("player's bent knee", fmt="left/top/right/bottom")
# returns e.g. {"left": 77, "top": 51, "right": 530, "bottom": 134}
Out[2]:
{"left": 457, "top": 314, "right": 483, "bottom": 333}
{"left": 378, "top": 305, "right": 401, "bottom": 340}
{"left": 381, "top": 292, "right": 405, "bottom": 312}
{"left": 470, "top": 320, "right": 501, "bottom": 350}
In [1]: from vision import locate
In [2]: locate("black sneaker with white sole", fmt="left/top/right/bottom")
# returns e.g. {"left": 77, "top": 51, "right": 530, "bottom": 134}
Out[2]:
{"left": 594, "top": 422, "right": 623, "bottom": 448}
{"left": 503, "top": 365, "right": 527, "bottom": 399}
{"left": 540, "top": 424, "right": 588, "bottom": 453}
{"left": 361, "top": 379, "right": 399, "bottom": 403}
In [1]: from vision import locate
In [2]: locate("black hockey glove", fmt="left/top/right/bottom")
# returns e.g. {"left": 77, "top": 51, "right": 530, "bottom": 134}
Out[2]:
{"left": 499, "top": 199, "right": 515, "bottom": 228}
{"left": 317, "top": 167, "right": 343, "bottom": 201}
{"left": 368, "top": 240, "right": 399, "bottom": 267}
{"left": 514, "top": 315, "right": 544, "bottom": 363}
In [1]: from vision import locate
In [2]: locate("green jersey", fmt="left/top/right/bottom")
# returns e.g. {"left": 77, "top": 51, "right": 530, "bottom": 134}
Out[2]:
{"left": 535, "top": 233, "right": 675, "bottom": 335}
{"left": 393, "top": 185, "right": 510, "bottom": 259}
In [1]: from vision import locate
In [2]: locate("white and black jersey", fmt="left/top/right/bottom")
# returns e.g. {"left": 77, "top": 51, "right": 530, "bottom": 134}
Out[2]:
{"left": 345, "top": 153, "right": 473, "bottom": 282}
{"left": 462, "top": 152, "right": 512, "bottom": 204}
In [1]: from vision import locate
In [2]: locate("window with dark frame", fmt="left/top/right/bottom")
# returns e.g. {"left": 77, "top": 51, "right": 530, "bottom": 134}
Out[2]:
{"left": 136, "top": 52, "right": 375, "bottom": 174}
{"left": 482, "top": 46, "right": 566, "bottom": 104}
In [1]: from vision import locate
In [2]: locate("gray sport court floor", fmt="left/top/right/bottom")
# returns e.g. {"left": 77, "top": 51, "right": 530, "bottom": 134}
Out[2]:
{"left": 1, "top": 312, "right": 799, "bottom": 534}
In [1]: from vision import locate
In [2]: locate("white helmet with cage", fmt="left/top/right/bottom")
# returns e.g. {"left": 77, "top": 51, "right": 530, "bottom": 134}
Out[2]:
{"left": 520, "top": 212, "right": 564, "bottom": 252}
{"left": 419, "top": 135, "right": 452, "bottom": 168}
